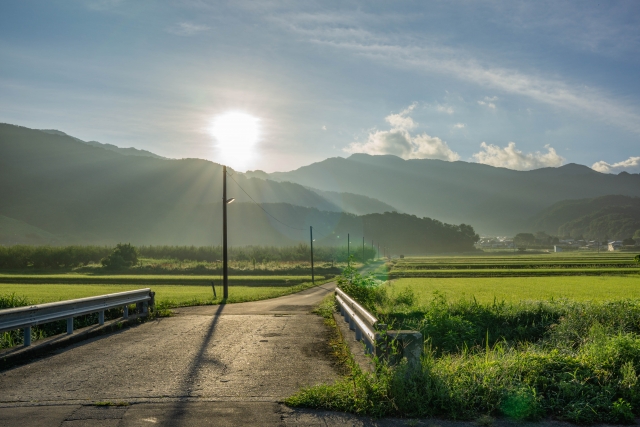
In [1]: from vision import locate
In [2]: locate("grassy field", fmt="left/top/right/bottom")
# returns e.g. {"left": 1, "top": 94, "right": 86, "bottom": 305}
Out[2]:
{"left": 0, "top": 273, "right": 322, "bottom": 285}
{"left": 390, "top": 276, "right": 640, "bottom": 303}
{"left": 0, "top": 280, "right": 327, "bottom": 307}
{"left": 377, "top": 252, "right": 640, "bottom": 278}
{"left": 289, "top": 255, "right": 640, "bottom": 423}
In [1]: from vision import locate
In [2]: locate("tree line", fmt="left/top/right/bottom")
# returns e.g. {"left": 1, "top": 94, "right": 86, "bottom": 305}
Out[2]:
{"left": 0, "top": 243, "right": 378, "bottom": 269}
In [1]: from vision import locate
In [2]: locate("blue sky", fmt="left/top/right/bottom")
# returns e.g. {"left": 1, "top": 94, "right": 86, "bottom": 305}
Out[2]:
{"left": 1, "top": 0, "right": 639, "bottom": 173}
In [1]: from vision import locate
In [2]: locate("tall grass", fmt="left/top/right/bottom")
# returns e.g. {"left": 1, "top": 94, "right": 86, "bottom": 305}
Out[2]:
{"left": 287, "top": 268, "right": 640, "bottom": 423}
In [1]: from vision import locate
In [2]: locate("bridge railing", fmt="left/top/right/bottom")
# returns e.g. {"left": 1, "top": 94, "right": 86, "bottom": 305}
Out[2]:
{"left": 335, "top": 287, "right": 422, "bottom": 365}
{"left": 0, "top": 288, "right": 155, "bottom": 347}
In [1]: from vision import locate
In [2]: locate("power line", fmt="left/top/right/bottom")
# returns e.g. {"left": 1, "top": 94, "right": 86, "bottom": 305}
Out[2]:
{"left": 226, "top": 172, "right": 306, "bottom": 231}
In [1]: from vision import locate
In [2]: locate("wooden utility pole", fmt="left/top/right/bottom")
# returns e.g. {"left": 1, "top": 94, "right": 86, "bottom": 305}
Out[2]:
{"left": 222, "top": 165, "right": 229, "bottom": 299}
{"left": 310, "top": 226, "right": 314, "bottom": 284}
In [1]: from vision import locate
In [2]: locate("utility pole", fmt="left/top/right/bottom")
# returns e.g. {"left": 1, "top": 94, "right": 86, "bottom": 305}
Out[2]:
{"left": 222, "top": 165, "right": 229, "bottom": 299}
{"left": 347, "top": 233, "right": 350, "bottom": 265}
{"left": 377, "top": 243, "right": 380, "bottom": 259}
{"left": 310, "top": 226, "right": 315, "bottom": 284}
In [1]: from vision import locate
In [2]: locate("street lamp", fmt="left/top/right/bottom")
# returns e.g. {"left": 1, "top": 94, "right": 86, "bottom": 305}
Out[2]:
{"left": 222, "top": 165, "right": 235, "bottom": 300}
{"left": 310, "top": 226, "right": 315, "bottom": 284}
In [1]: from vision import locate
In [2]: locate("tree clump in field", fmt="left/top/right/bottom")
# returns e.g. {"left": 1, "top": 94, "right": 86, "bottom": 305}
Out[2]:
{"left": 101, "top": 243, "right": 139, "bottom": 270}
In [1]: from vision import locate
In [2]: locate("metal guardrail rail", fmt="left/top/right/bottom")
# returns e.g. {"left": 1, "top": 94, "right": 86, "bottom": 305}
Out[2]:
{"left": 335, "top": 288, "right": 381, "bottom": 354}
{"left": 335, "top": 287, "right": 422, "bottom": 365}
{"left": 0, "top": 288, "right": 155, "bottom": 347}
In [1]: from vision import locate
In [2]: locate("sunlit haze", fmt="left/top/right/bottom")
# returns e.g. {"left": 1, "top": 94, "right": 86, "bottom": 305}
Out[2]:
{"left": 210, "top": 112, "right": 261, "bottom": 171}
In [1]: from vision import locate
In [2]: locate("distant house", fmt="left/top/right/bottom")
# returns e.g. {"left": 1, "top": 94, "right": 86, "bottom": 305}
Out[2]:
{"left": 608, "top": 241, "right": 623, "bottom": 251}
{"left": 554, "top": 245, "right": 563, "bottom": 252}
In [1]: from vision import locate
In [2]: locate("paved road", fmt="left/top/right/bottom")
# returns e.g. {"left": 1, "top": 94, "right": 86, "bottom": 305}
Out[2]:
{"left": 0, "top": 282, "right": 378, "bottom": 426}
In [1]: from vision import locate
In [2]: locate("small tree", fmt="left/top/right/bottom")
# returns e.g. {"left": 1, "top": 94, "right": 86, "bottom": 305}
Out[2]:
{"left": 101, "top": 243, "right": 139, "bottom": 270}
{"left": 622, "top": 237, "right": 636, "bottom": 246}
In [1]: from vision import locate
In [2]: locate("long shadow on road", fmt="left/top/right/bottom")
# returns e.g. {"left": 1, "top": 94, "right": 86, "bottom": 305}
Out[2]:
{"left": 164, "top": 302, "right": 226, "bottom": 426}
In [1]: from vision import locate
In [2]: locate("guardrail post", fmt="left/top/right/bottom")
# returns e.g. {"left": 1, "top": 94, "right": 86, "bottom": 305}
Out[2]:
{"left": 66, "top": 318, "right": 73, "bottom": 335}
{"left": 142, "top": 301, "right": 148, "bottom": 315}
{"left": 98, "top": 310, "right": 105, "bottom": 325}
{"left": 123, "top": 305, "right": 129, "bottom": 319}
{"left": 149, "top": 291, "right": 155, "bottom": 310}
{"left": 348, "top": 316, "right": 355, "bottom": 331}
{"left": 355, "top": 325, "right": 362, "bottom": 341}
{"left": 24, "top": 326, "right": 31, "bottom": 346}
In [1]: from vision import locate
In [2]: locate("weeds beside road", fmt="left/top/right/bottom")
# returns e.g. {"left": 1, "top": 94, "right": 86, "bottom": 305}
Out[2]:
{"left": 288, "top": 263, "right": 640, "bottom": 424}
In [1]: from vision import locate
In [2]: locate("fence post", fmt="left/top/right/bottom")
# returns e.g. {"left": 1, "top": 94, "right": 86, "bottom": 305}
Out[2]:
{"left": 66, "top": 318, "right": 73, "bottom": 335}
{"left": 24, "top": 326, "right": 31, "bottom": 347}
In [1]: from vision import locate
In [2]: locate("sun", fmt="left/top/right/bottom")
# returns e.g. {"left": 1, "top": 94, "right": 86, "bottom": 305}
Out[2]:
{"left": 210, "top": 111, "right": 261, "bottom": 170}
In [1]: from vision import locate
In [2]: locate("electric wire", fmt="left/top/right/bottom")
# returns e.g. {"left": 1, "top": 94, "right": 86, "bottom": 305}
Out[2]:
{"left": 226, "top": 171, "right": 306, "bottom": 231}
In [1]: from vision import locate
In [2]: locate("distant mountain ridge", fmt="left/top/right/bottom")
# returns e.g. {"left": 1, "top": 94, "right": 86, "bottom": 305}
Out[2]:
{"left": 3, "top": 122, "right": 639, "bottom": 242}
{"left": 0, "top": 123, "right": 405, "bottom": 245}
{"left": 39, "top": 129, "right": 166, "bottom": 159}
{"left": 266, "top": 153, "right": 640, "bottom": 235}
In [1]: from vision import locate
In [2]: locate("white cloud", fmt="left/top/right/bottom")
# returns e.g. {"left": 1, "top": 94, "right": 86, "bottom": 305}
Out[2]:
{"left": 472, "top": 142, "right": 564, "bottom": 170}
{"left": 477, "top": 100, "right": 496, "bottom": 109}
{"left": 344, "top": 105, "right": 460, "bottom": 161}
{"left": 437, "top": 105, "right": 454, "bottom": 114}
{"left": 167, "top": 22, "right": 210, "bottom": 36}
{"left": 591, "top": 156, "right": 640, "bottom": 173}
{"left": 273, "top": 13, "right": 640, "bottom": 134}
{"left": 321, "top": 125, "right": 327, "bottom": 130}
{"left": 385, "top": 103, "right": 417, "bottom": 129}
{"left": 453, "top": 123, "right": 465, "bottom": 129}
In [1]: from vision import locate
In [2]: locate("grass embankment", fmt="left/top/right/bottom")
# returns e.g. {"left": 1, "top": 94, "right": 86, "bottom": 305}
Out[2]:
{"left": 288, "top": 264, "right": 640, "bottom": 424}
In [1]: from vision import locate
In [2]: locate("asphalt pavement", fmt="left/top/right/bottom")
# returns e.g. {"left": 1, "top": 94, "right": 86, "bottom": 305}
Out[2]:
{"left": 0, "top": 282, "right": 356, "bottom": 426}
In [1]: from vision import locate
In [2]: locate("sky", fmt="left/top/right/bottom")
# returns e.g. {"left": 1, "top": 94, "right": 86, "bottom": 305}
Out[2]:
{"left": 1, "top": 0, "right": 639, "bottom": 173}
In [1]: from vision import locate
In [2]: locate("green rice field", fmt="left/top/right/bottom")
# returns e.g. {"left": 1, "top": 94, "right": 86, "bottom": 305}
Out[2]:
{"left": 0, "top": 274, "right": 321, "bottom": 285}
{"left": 390, "top": 276, "right": 640, "bottom": 303}
{"left": 379, "top": 252, "right": 640, "bottom": 278}
{"left": 0, "top": 280, "right": 325, "bottom": 307}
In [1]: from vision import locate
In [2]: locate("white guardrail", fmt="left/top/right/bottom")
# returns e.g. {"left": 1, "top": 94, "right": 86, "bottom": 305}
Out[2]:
{"left": 0, "top": 288, "right": 154, "bottom": 347}
{"left": 335, "top": 287, "right": 422, "bottom": 365}
{"left": 335, "top": 287, "right": 381, "bottom": 355}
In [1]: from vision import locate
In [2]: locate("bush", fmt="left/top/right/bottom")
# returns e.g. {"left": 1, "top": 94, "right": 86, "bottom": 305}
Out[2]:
{"left": 101, "top": 243, "right": 139, "bottom": 270}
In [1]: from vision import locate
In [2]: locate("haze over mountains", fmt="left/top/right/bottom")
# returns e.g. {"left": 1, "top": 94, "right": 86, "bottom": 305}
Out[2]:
{"left": 264, "top": 154, "right": 640, "bottom": 235}
{"left": 1, "top": 123, "right": 639, "bottom": 246}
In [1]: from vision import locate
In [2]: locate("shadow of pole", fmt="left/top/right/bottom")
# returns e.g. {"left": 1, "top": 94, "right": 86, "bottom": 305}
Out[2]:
{"left": 164, "top": 302, "right": 226, "bottom": 426}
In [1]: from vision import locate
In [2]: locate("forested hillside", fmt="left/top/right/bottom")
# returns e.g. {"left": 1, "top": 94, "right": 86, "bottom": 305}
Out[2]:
{"left": 529, "top": 195, "right": 640, "bottom": 240}
{"left": 0, "top": 124, "right": 474, "bottom": 251}
{"left": 267, "top": 154, "right": 640, "bottom": 235}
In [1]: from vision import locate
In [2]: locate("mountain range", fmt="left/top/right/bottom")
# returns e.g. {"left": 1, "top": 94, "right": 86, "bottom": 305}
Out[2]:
{"left": 1, "top": 122, "right": 639, "bottom": 246}
{"left": 261, "top": 154, "right": 640, "bottom": 235}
